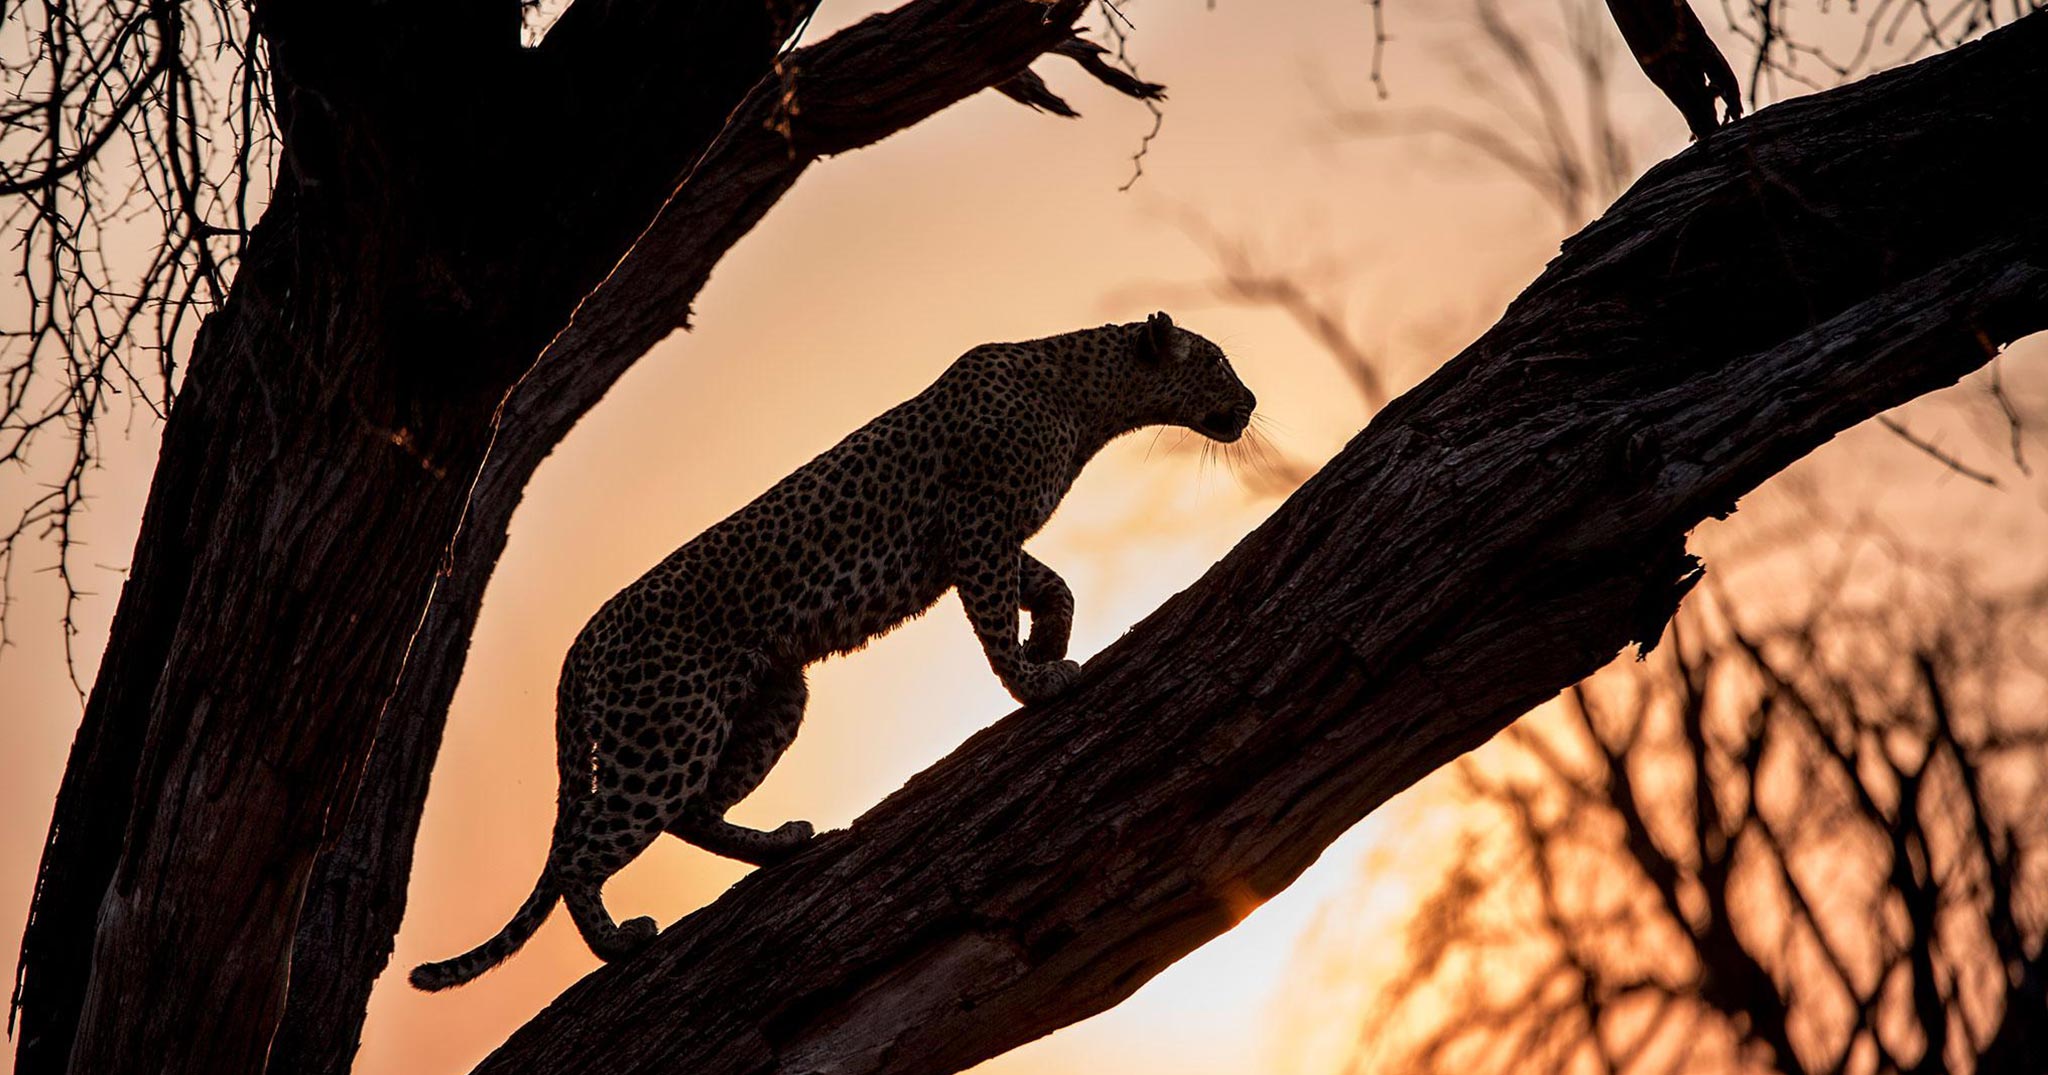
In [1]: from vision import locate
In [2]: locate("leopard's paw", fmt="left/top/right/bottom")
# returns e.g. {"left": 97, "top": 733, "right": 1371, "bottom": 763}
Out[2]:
{"left": 596, "top": 915, "right": 659, "bottom": 962}
{"left": 770, "top": 819, "right": 816, "bottom": 847}
{"left": 1014, "top": 659, "right": 1083, "bottom": 703}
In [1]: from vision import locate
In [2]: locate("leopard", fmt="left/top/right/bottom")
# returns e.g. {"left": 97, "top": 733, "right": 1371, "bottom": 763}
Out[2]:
{"left": 410, "top": 312, "right": 1256, "bottom": 990}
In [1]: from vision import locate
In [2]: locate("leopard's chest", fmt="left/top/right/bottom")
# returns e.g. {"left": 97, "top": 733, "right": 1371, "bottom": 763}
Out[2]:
{"left": 1019, "top": 428, "right": 1086, "bottom": 537}
{"left": 1013, "top": 470, "right": 1072, "bottom": 539}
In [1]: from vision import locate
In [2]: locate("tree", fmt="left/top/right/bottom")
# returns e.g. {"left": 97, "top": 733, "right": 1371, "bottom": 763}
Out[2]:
{"left": 4, "top": 2, "right": 1164, "bottom": 1073}
{"left": 5, "top": 5, "right": 2045, "bottom": 1075}
{"left": 1328, "top": 564, "right": 2048, "bottom": 1075}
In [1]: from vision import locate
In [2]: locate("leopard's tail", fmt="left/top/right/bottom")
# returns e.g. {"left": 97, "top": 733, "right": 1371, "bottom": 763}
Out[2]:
{"left": 412, "top": 661, "right": 595, "bottom": 992}
{"left": 407, "top": 868, "right": 558, "bottom": 991}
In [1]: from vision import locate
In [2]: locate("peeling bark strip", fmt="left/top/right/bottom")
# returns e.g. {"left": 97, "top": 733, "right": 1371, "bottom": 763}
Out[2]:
{"left": 478, "top": 16, "right": 2048, "bottom": 1075}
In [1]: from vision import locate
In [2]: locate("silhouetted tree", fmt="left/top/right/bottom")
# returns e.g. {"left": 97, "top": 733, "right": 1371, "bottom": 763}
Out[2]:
{"left": 1339, "top": 562, "right": 2048, "bottom": 1075}
{"left": 3, "top": 2, "right": 1162, "bottom": 1073}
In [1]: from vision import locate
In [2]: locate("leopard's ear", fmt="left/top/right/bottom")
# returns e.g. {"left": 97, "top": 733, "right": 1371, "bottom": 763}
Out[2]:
{"left": 1142, "top": 311, "right": 1178, "bottom": 363}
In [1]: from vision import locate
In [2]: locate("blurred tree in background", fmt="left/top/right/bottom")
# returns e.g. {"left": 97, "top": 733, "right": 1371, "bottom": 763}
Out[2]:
{"left": 1328, "top": 556, "right": 2048, "bottom": 1075}
{"left": 1183, "top": 8, "right": 2048, "bottom": 1069}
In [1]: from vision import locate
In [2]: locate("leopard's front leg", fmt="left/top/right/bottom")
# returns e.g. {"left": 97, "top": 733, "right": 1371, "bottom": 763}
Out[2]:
{"left": 1019, "top": 551, "right": 1074, "bottom": 664}
{"left": 952, "top": 502, "right": 1080, "bottom": 703}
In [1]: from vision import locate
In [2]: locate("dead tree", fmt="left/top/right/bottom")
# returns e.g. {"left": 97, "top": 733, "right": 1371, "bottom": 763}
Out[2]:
{"left": 1342, "top": 572, "right": 2048, "bottom": 1075}
{"left": 462, "top": 16, "right": 2048, "bottom": 1075}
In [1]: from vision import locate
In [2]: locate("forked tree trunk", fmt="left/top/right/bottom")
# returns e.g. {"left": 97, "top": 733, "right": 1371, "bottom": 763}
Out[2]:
{"left": 471, "top": 15, "right": 2048, "bottom": 1074}
{"left": 11, "top": 2, "right": 1113, "bottom": 1073}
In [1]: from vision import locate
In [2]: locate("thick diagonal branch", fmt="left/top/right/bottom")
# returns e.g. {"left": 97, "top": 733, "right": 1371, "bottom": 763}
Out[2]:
{"left": 476, "top": 15, "right": 2048, "bottom": 1075}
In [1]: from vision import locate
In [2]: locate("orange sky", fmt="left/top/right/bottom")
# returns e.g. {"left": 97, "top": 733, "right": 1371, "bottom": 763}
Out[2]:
{"left": 4, "top": 1, "right": 2043, "bottom": 1073}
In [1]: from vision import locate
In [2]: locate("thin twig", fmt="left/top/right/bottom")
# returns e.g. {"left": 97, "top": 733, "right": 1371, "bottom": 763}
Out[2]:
{"left": 1876, "top": 414, "right": 2000, "bottom": 487}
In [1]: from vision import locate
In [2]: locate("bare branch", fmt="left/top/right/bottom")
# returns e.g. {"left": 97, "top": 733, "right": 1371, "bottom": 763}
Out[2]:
{"left": 1346, "top": 551, "right": 2048, "bottom": 1075}
{"left": 1875, "top": 414, "right": 2002, "bottom": 486}
{"left": 0, "top": 0, "right": 273, "bottom": 656}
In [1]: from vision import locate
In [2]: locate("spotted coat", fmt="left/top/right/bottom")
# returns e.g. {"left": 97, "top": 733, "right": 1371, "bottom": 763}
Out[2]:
{"left": 410, "top": 312, "right": 1256, "bottom": 989}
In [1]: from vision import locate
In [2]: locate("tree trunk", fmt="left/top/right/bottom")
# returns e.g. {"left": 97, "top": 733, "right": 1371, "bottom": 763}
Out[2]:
{"left": 10, "top": 3, "right": 1114, "bottom": 1074}
{"left": 471, "top": 15, "right": 2048, "bottom": 1074}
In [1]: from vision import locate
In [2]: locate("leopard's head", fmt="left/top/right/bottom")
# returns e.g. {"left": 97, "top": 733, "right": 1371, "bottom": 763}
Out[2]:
{"left": 1126, "top": 311, "right": 1256, "bottom": 442}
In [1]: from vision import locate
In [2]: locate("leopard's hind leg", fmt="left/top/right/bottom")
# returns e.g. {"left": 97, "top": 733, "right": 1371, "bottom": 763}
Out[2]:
{"left": 668, "top": 661, "right": 815, "bottom": 865}
{"left": 557, "top": 661, "right": 734, "bottom": 962}
{"left": 556, "top": 802, "right": 662, "bottom": 962}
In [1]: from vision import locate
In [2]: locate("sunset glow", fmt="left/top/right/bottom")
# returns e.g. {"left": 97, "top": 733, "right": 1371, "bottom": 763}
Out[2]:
{"left": 4, "top": 2, "right": 2043, "bottom": 1073}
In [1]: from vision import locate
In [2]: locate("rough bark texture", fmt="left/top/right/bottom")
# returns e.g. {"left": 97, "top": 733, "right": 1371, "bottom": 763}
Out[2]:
{"left": 10, "top": 3, "right": 1113, "bottom": 1074}
{"left": 472, "top": 16, "right": 2048, "bottom": 1075}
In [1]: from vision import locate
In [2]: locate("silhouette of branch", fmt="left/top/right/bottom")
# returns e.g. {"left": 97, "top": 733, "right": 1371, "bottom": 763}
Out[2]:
{"left": 1718, "top": 0, "right": 2046, "bottom": 106}
{"left": 1875, "top": 414, "right": 2001, "bottom": 486}
{"left": 1603, "top": 0, "right": 1743, "bottom": 138}
{"left": 1349, "top": 558, "right": 2048, "bottom": 1075}
{"left": 0, "top": 0, "right": 269, "bottom": 671}
{"left": 1332, "top": 0, "right": 1638, "bottom": 229}
{"left": 994, "top": 27, "right": 1167, "bottom": 118}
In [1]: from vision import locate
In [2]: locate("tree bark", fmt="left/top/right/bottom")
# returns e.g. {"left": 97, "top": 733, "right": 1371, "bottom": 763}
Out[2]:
{"left": 472, "top": 15, "right": 2048, "bottom": 1074}
{"left": 11, "top": 3, "right": 1121, "bottom": 1074}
